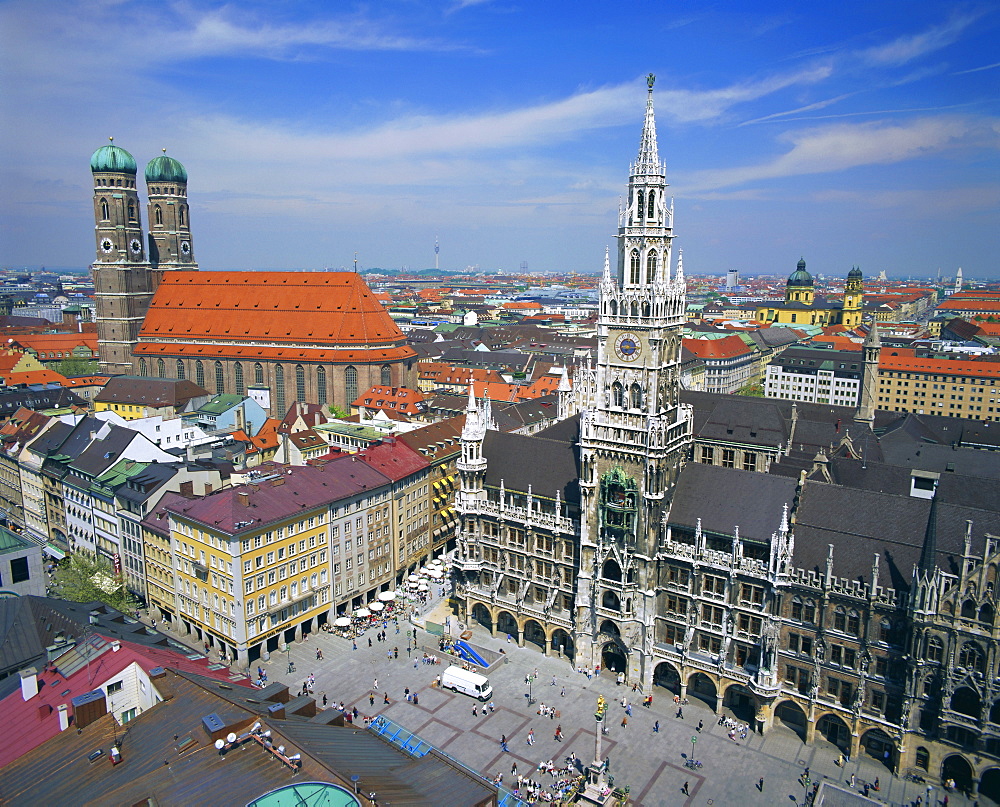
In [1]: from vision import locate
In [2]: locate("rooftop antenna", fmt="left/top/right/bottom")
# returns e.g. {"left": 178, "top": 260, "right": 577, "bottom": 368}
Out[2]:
{"left": 353, "top": 252, "right": 358, "bottom": 273}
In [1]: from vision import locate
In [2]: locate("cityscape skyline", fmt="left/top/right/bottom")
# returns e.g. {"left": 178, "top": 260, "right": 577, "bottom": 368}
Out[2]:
{"left": 1, "top": 1, "right": 998, "bottom": 277}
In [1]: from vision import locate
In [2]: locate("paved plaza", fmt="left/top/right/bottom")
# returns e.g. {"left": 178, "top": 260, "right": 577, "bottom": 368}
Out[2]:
{"left": 152, "top": 601, "right": 977, "bottom": 807}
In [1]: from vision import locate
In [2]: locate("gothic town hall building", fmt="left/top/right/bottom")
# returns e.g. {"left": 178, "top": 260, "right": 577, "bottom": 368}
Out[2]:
{"left": 452, "top": 76, "right": 1000, "bottom": 801}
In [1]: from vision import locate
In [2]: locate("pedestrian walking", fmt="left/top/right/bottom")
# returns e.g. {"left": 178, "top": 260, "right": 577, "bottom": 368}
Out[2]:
{"left": 555, "top": 725, "right": 563, "bottom": 742}
{"left": 472, "top": 704, "right": 478, "bottom": 716}
{"left": 373, "top": 678, "right": 379, "bottom": 690}
{"left": 322, "top": 693, "right": 328, "bottom": 707}
{"left": 368, "top": 637, "right": 372, "bottom": 648}
{"left": 758, "top": 777, "right": 764, "bottom": 792}
{"left": 676, "top": 707, "right": 684, "bottom": 719}
{"left": 412, "top": 693, "right": 419, "bottom": 705}
{"left": 316, "top": 648, "right": 323, "bottom": 660}
{"left": 621, "top": 715, "right": 628, "bottom": 729}
{"left": 682, "top": 781, "right": 689, "bottom": 795}
{"left": 527, "top": 729, "right": 535, "bottom": 745}
{"left": 696, "top": 719, "right": 703, "bottom": 732}
{"left": 369, "top": 692, "right": 375, "bottom": 706}
{"left": 653, "top": 720, "right": 659, "bottom": 733}
{"left": 560, "top": 686, "right": 566, "bottom": 697}
{"left": 850, "top": 773, "right": 856, "bottom": 788}
{"left": 352, "top": 640, "right": 357, "bottom": 650}
{"left": 384, "top": 692, "right": 389, "bottom": 704}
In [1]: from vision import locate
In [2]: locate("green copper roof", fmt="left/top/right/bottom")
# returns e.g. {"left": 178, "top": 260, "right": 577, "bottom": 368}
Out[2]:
{"left": 91, "top": 143, "right": 137, "bottom": 174}
{"left": 247, "top": 783, "right": 360, "bottom": 807}
{"left": 145, "top": 153, "right": 188, "bottom": 183}
{"left": 786, "top": 257, "right": 813, "bottom": 287}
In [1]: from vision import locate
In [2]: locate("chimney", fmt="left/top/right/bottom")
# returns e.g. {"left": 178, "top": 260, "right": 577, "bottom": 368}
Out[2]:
{"left": 204, "top": 483, "right": 213, "bottom": 495}
{"left": 238, "top": 491, "right": 250, "bottom": 507}
{"left": 71, "top": 689, "right": 108, "bottom": 730}
{"left": 111, "top": 640, "right": 121, "bottom": 652}
{"left": 57, "top": 703, "right": 70, "bottom": 731}
{"left": 179, "top": 480, "right": 194, "bottom": 498}
{"left": 19, "top": 667, "right": 38, "bottom": 701}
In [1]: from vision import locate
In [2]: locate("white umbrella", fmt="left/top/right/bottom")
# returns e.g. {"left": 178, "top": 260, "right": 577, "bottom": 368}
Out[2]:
{"left": 428, "top": 568, "right": 444, "bottom": 578}
{"left": 407, "top": 574, "right": 420, "bottom": 582}
{"left": 369, "top": 601, "right": 384, "bottom": 612}
{"left": 378, "top": 591, "right": 396, "bottom": 602}
{"left": 354, "top": 608, "right": 371, "bottom": 618}
{"left": 418, "top": 583, "right": 429, "bottom": 591}
{"left": 333, "top": 616, "right": 351, "bottom": 627}
{"left": 429, "top": 558, "right": 442, "bottom": 567}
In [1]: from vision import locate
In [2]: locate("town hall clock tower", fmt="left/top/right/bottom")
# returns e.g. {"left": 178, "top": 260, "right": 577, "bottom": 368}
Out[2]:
{"left": 573, "top": 75, "right": 693, "bottom": 687}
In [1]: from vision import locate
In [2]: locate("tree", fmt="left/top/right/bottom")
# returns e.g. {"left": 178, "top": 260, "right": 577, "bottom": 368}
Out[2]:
{"left": 327, "top": 404, "right": 350, "bottom": 419}
{"left": 51, "top": 357, "right": 99, "bottom": 377}
{"left": 52, "top": 553, "right": 140, "bottom": 613}
{"left": 736, "top": 381, "right": 764, "bottom": 397}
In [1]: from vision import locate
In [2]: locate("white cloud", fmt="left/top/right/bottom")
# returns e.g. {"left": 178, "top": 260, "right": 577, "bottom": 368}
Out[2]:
{"left": 857, "top": 12, "right": 982, "bottom": 67}
{"left": 684, "top": 116, "right": 1000, "bottom": 191}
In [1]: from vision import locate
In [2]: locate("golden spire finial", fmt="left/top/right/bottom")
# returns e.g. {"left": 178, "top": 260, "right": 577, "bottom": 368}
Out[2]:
{"left": 109, "top": 136, "right": 114, "bottom": 143}
{"left": 162, "top": 147, "right": 167, "bottom": 154}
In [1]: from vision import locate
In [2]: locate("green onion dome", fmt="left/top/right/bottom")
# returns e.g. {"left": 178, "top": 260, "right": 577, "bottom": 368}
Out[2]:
{"left": 145, "top": 151, "right": 188, "bottom": 184}
{"left": 90, "top": 140, "right": 137, "bottom": 174}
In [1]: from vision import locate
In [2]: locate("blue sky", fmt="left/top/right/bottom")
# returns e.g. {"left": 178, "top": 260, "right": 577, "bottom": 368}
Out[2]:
{"left": 1, "top": 1, "right": 998, "bottom": 279}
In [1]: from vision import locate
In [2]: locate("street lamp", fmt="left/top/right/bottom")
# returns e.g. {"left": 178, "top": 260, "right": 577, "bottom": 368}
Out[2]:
{"left": 690, "top": 735, "right": 696, "bottom": 764}
{"left": 526, "top": 674, "right": 535, "bottom": 706}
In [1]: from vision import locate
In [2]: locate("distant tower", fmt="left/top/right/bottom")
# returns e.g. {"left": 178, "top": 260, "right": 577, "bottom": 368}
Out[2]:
{"left": 854, "top": 322, "right": 881, "bottom": 427}
{"left": 145, "top": 149, "right": 198, "bottom": 286}
{"left": 90, "top": 139, "right": 154, "bottom": 375}
{"left": 434, "top": 236, "right": 439, "bottom": 271}
{"left": 955, "top": 267, "right": 963, "bottom": 294}
{"left": 842, "top": 266, "right": 864, "bottom": 328}
{"left": 726, "top": 268, "right": 739, "bottom": 290}
{"left": 785, "top": 258, "right": 814, "bottom": 306}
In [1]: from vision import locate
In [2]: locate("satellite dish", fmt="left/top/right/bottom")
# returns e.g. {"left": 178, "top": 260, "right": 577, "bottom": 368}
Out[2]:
{"left": 227, "top": 732, "right": 237, "bottom": 743}
{"left": 288, "top": 753, "right": 301, "bottom": 761}
{"left": 214, "top": 739, "right": 225, "bottom": 750}
{"left": 277, "top": 745, "right": 285, "bottom": 755}
{"left": 251, "top": 722, "right": 261, "bottom": 732}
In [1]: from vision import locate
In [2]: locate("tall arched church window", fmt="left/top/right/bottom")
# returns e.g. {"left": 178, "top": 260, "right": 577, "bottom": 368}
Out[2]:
{"left": 630, "top": 250, "right": 641, "bottom": 285}
{"left": 636, "top": 190, "right": 644, "bottom": 219}
{"left": 234, "top": 362, "right": 244, "bottom": 394}
{"left": 647, "top": 190, "right": 655, "bottom": 219}
{"left": 128, "top": 201, "right": 136, "bottom": 221}
{"left": 179, "top": 206, "right": 186, "bottom": 226}
{"left": 380, "top": 364, "right": 392, "bottom": 386}
{"left": 138, "top": 358, "right": 147, "bottom": 377}
{"left": 295, "top": 365, "right": 306, "bottom": 403}
{"left": 254, "top": 362, "right": 264, "bottom": 386}
{"left": 215, "top": 361, "right": 225, "bottom": 393}
{"left": 275, "top": 365, "right": 285, "bottom": 415}
{"left": 345, "top": 366, "right": 358, "bottom": 404}
{"left": 100, "top": 199, "right": 109, "bottom": 220}
{"left": 317, "top": 366, "right": 327, "bottom": 403}
{"left": 154, "top": 205, "right": 162, "bottom": 226}
{"left": 156, "top": 358, "right": 165, "bottom": 378}
{"left": 609, "top": 300, "right": 618, "bottom": 316}
{"left": 195, "top": 360, "right": 205, "bottom": 387}
{"left": 612, "top": 381, "right": 624, "bottom": 407}
{"left": 630, "top": 382, "right": 642, "bottom": 409}
{"left": 646, "top": 250, "right": 657, "bottom": 284}
{"left": 175, "top": 359, "right": 185, "bottom": 380}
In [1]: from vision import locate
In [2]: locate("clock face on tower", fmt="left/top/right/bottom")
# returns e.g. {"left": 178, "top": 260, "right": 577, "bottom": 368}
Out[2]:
{"left": 100, "top": 238, "right": 114, "bottom": 254}
{"left": 614, "top": 332, "right": 641, "bottom": 362}
{"left": 129, "top": 238, "right": 142, "bottom": 255}
{"left": 180, "top": 240, "right": 191, "bottom": 255}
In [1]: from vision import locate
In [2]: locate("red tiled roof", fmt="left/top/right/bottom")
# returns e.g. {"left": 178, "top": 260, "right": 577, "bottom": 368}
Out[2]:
{"left": 682, "top": 334, "right": 753, "bottom": 359}
{"left": 137, "top": 272, "right": 415, "bottom": 361}
{"left": 0, "top": 635, "right": 249, "bottom": 770}
{"left": 356, "top": 438, "right": 429, "bottom": 481}
{"left": 879, "top": 352, "right": 1000, "bottom": 379}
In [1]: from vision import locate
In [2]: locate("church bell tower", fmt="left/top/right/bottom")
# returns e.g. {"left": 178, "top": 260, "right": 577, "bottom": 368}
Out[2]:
{"left": 574, "top": 75, "right": 693, "bottom": 686}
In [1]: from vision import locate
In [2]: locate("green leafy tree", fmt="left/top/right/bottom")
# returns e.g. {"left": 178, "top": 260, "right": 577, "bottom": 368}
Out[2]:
{"left": 327, "top": 404, "right": 350, "bottom": 418}
{"left": 736, "top": 380, "right": 764, "bottom": 397}
{"left": 51, "top": 357, "right": 100, "bottom": 377}
{"left": 52, "top": 553, "right": 139, "bottom": 613}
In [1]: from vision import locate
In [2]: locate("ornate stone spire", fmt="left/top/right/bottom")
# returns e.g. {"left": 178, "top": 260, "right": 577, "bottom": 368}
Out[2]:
{"left": 634, "top": 73, "right": 662, "bottom": 176}
{"left": 602, "top": 246, "right": 611, "bottom": 282}
{"left": 675, "top": 248, "right": 684, "bottom": 285}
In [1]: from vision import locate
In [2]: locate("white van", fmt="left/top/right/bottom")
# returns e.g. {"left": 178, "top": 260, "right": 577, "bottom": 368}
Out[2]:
{"left": 440, "top": 665, "right": 493, "bottom": 701}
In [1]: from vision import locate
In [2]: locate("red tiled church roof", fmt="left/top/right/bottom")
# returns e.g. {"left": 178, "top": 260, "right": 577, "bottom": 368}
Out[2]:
{"left": 135, "top": 272, "right": 416, "bottom": 363}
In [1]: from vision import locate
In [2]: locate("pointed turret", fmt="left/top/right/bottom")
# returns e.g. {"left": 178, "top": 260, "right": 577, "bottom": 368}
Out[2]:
{"left": 634, "top": 73, "right": 662, "bottom": 176}
{"left": 918, "top": 493, "right": 939, "bottom": 575}
{"left": 854, "top": 322, "right": 881, "bottom": 427}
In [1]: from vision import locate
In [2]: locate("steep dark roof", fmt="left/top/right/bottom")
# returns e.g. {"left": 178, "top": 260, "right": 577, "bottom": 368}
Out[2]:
{"left": 94, "top": 376, "right": 209, "bottom": 407}
{"left": 482, "top": 429, "right": 580, "bottom": 504}
{"left": 668, "top": 463, "right": 797, "bottom": 543}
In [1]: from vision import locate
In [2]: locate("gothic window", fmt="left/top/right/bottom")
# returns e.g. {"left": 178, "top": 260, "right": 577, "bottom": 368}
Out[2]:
{"left": 630, "top": 250, "right": 641, "bottom": 285}
{"left": 959, "top": 641, "right": 984, "bottom": 673}
{"left": 962, "top": 599, "right": 977, "bottom": 619}
{"left": 629, "top": 382, "right": 642, "bottom": 409}
{"left": 295, "top": 365, "right": 306, "bottom": 403}
{"left": 380, "top": 364, "right": 392, "bottom": 386}
{"left": 601, "top": 559, "right": 622, "bottom": 581}
{"left": 179, "top": 206, "right": 186, "bottom": 226}
{"left": 980, "top": 603, "right": 995, "bottom": 624}
{"left": 345, "top": 366, "right": 358, "bottom": 403}
{"left": 100, "top": 199, "right": 109, "bottom": 220}
{"left": 254, "top": 362, "right": 264, "bottom": 385}
{"left": 195, "top": 360, "right": 205, "bottom": 387}
{"left": 926, "top": 637, "right": 943, "bottom": 662}
{"left": 127, "top": 201, "right": 136, "bottom": 221}
{"left": 156, "top": 358, "right": 165, "bottom": 378}
{"left": 834, "top": 607, "right": 846, "bottom": 632}
{"left": 138, "top": 358, "right": 147, "bottom": 377}
{"left": 275, "top": 365, "right": 285, "bottom": 414}
{"left": 176, "top": 359, "right": 185, "bottom": 380}
{"left": 215, "top": 361, "right": 225, "bottom": 393}
{"left": 234, "top": 362, "right": 244, "bottom": 394}
{"left": 317, "top": 366, "right": 327, "bottom": 403}
{"left": 154, "top": 205, "right": 162, "bottom": 226}
{"left": 602, "top": 590, "right": 621, "bottom": 611}
{"left": 636, "top": 190, "right": 644, "bottom": 219}
{"left": 630, "top": 302, "right": 639, "bottom": 317}
{"left": 611, "top": 381, "right": 624, "bottom": 408}
{"left": 646, "top": 250, "right": 657, "bottom": 283}
{"left": 647, "top": 189, "right": 656, "bottom": 219}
